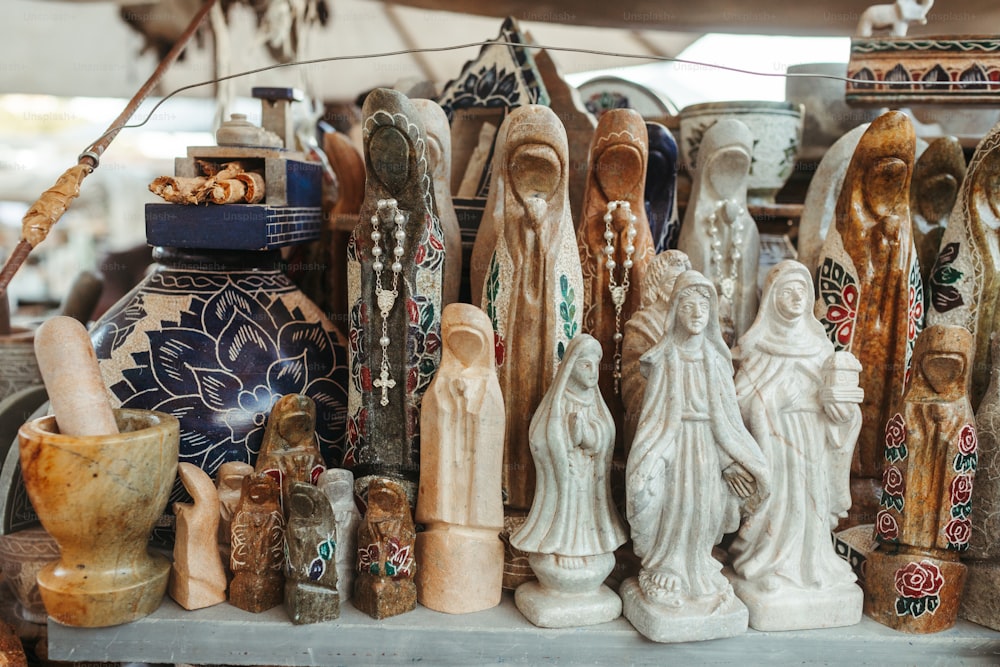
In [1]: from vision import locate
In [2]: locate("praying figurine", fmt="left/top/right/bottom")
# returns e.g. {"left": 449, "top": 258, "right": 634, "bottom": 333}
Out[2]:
{"left": 677, "top": 119, "right": 760, "bottom": 345}
{"left": 644, "top": 122, "right": 681, "bottom": 252}
{"left": 317, "top": 468, "right": 361, "bottom": 602}
{"left": 353, "top": 477, "right": 417, "bottom": 619}
{"left": 415, "top": 303, "right": 505, "bottom": 614}
{"left": 478, "top": 104, "right": 584, "bottom": 588}
{"left": 347, "top": 87, "right": 444, "bottom": 502}
{"left": 510, "top": 334, "right": 627, "bottom": 627}
{"left": 284, "top": 481, "right": 339, "bottom": 624}
{"left": 621, "top": 250, "right": 691, "bottom": 449}
{"left": 169, "top": 463, "right": 227, "bottom": 610}
{"left": 728, "top": 260, "right": 864, "bottom": 631}
{"left": 229, "top": 473, "right": 285, "bottom": 613}
{"left": 621, "top": 270, "right": 769, "bottom": 643}
{"left": 216, "top": 461, "right": 254, "bottom": 576}
{"left": 911, "top": 136, "right": 965, "bottom": 297}
{"left": 255, "top": 394, "right": 325, "bottom": 510}
{"left": 865, "top": 325, "right": 977, "bottom": 633}
{"left": 814, "top": 110, "right": 923, "bottom": 529}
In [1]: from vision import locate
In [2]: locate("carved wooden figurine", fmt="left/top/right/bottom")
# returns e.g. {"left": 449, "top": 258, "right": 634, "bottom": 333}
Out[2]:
{"left": 677, "top": 119, "right": 760, "bottom": 345}
{"left": 229, "top": 473, "right": 285, "bottom": 613}
{"left": 621, "top": 250, "right": 691, "bottom": 449}
{"left": 911, "top": 136, "right": 965, "bottom": 296}
{"left": 347, "top": 87, "right": 444, "bottom": 501}
{"left": 645, "top": 122, "right": 681, "bottom": 252}
{"left": 865, "top": 324, "right": 977, "bottom": 633}
{"left": 285, "top": 481, "right": 339, "bottom": 624}
{"left": 354, "top": 477, "right": 417, "bottom": 619}
{"left": 621, "top": 270, "right": 770, "bottom": 643}
{"left": 256, "top": 394, "right": 325, "bottom": 511}
{"left": 927, "top": 121, "right": 1000, "bottom": 410}
{"left": 478, "top": 104, "right": 585, "bottom": 588}
{"left": 814, "top": 110, "right": 923, "bottom": 528}
{"left": 416, "top": 303, "right": 505, "bottom": 614}
{"left": 216, "top": 461, "right": 254, "bottom": 576}
{"left": 170, "top": 462, "right": 227, "bottom": 610}
{"left": 511, "top": 334, "right": 628, "bottom": 627}
{"left": 317, "top": 468, "right": 361, "bottom": 602}
{"left": 729, "top": 260, "right": 864, "bottom": 631}
{"left": 578, "top": 108, "right": 655, "bottom": 459}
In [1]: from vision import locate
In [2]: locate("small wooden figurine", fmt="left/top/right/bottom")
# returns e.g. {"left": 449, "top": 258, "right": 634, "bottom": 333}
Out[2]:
{"left": 285, "top": 481, "right": 339, "bottom": 624}
{"left": 317, "top": 468, "right": 361, "bottom": 602}
{"left": 416, "top": 303, "right": 505, "bottom": 614}
{"left": 911, "top": 136, "right": 965, "bottom": 296}
{"left": 229, "top": 473, "right": 285, "bottom": 613}
{"left": 677, "top": 119, "right": 760, "bottom": 345}
{"left": 216, "top": 461, "right": 254, "bottom": 574}
{"left": 621, "top": 270, "right": 769, "bottom": 643}
{"left": 353, "top": 477, "right": 417, "bottom": 619}
{"left": 170, "top": 462, "right": 227, "bottom": 610}
{"left": 865, "top": 324, "right": 977, "bottom": 633}
{"left": 644, "top": 122, "right": 681, "bottom": 252}
{"left": 255, "top": 393, "right": 325, "bottom": 510}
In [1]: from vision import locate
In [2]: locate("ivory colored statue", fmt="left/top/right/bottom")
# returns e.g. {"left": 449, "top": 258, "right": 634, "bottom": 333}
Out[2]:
{"left": 256, "top": 394, "right": 325, "bottom": 510}
{"left": 865, "top": 325, "right": 977, "bottom": 633}
{"left": 229, "top": 473, "right": 285, "bottom": 613}
{"left": 728, "top": 260, "right": 864, "bottom": 631}
{"left": 317, "top": 468, "right": 361, "bottom": 602}
{"left": 677, "top": 119, "right": 760, "bottom": 345}
{"left": 621, "top": 270, "right": 769, "bottom": 643}
{"left": 911, "top": 136, "right": 965, "bottom": 295}
{"left": 416, "top": 303, "right": 505, "bottom": 614}
{"left": 510, "top": 334, "right": 627, "bottom": 627}
{"left": 621, "top": 250, "right": 691, "bottom": 449}
{"left": 216, "top": 461, "right": 254, "bottom": 575}
{"left": 169, "top": 462, "right": 227, "bottom": 610}
{"left": 284, "top": 481, "right": 339, "bottom": 624}
{"left": 353, "top": 477, "right": 417, "bottom": 619}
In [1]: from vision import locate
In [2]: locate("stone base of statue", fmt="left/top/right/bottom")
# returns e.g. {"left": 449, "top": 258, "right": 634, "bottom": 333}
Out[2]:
{"left": 416, "top": 525, "right": 503, "bottom": 614}
{"left": 864, "top": 549, "right": 966, "bottom": 634}
{"left": 958, "top": 559, "right": 1000, "bottom": 631}
{"left": 726, "top": 570, "right": 863, "bottom": 631}
{"left": 501, "top": 513, "right": 535, "bottom": 590}
{"left": 620, "top": 576, "right": 748, "bottom": 643}
{"left": 284, "top": 580, "right": 340, "bottom": 625}
{"left": 353, "top": 572, "right": 416, "bottom": 620}
{"left": 514, "top": 552, "right": 620, "bottom": 628}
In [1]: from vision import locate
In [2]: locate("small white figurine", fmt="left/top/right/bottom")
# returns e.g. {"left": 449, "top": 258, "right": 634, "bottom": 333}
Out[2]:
{"left": 857, "top": 0, "right": 934, "bottom": 36}
{"left": 511, "top": 334, "right": 628, "bottom": 628}
{"left": 317, "top": 468, "right": 361, "bottom": 602}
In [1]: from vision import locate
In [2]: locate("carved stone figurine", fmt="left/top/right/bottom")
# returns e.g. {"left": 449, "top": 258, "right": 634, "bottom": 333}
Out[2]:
{"left": 677, "top": 119, "right": 760, "bottom": 346}
{"left": 621, "top": 250, "right": 692, "bottom": 449}
{"left": 927, "top": 121, "right": 1000, "bottom": 410}
{"left": 255, "top": 394, "right": 325, "bottom": 511}
{"left": 169, "top": 462, "right": 227, "bottom": 610}
{"left": 229, "top": 473, "right": 285, "bottom": 613}
{"left": 911, "top": 136, "right": 965, "bottom": 298}
{"left": 353, "top": 477, "right": 417, "bottom": 619}
{"left": 621, "top": 270, "right": 770, "bottom": 643}
{"left": 347, "top": 87, "right": 444, "bottom": 501}
{"left": 857, "top": 0, "right": 935, "bottom": 36}
{"left": 510, "top": 334, "right": 628, "bottom": 627}
{"left": 317, "top": 468, "right": 361, "bottom": 602}
{"left": 478, "top": 104, "right": 585, "bottom": 588}
{"left": 216, "top": 461, "right": 254, "bottom": 577}
{"left": 728, "top": 260, "right": 864, "bottom": 631}
{"left": 416, "top": 303, "right": 505, "bottom": 614}
{"left": 645, "top": 122, "right": 681, "bottom": 253}
{"left": 284, "top": 481, "right": 339, "bottom": 624}
{"left": 865, "top": 325, "right": 977, "bottom": 633}
{"left": 814, "top": 110, "right": 923, "bottom": 528}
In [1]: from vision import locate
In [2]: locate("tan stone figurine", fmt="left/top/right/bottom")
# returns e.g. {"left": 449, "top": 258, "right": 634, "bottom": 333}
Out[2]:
{"left": 170, "top": 462, "right": 227, "bottom": 610}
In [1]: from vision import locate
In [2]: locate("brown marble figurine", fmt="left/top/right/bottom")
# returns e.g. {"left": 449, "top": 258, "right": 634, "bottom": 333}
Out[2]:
{"left": 229, "top": 473, "right": 285, "bottom": 613}
{"left": 284, "top": 481, "right": 339, "bottom": 624}
{"left": 255, "top": 394, "right": 325, "bottom": 511}
{"left": 353, "top": 477, "right": 417, "bottom": 619}
{"left": 911, "top": 136, "right": 965, "bottom": 295}
{"left": 169, "top": 462, "right": 227, "bottom": 610}
{"left": 216, "top": 461, "right": 254, "bottom": 576}
{"left": 814, "top": 110, "right": 924, "bottom": 528}
{"left": 865, "top": 324, "right": 977, "bottom": 633}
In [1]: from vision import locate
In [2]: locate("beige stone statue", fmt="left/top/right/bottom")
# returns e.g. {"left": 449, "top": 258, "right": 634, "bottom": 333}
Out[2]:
{"left": 255, "top": 394, "right": 325, "bottom": 511}
{"left": 169, "top": 462, "right": 227, "bottom": 610}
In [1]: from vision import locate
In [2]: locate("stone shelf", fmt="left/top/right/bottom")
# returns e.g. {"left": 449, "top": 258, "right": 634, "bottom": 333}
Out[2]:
{"left": 48, "top": 593, "right": 1000, "bottom": 666}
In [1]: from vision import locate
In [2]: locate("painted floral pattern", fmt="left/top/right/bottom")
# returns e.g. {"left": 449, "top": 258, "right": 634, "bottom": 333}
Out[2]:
{"left": 904, "top": 258, "right": 925, "bottom": 387}
{"left": 876, "top": 509, "right": 901, "bottom": 542}
{"left": 930, "top": 242, "right": 965, "bottom": 312}
{"left": 880, "top": 465, "right": 906, "bottom": 512}
{"left": 817, "top": 257, "right": 859, "bottom": 350}
{"left": 950, "top": 474, "right": 974, "bottom": 520}
{"left": 953, "top": 423, "right": 979, "bottom": 473}
{"left": 894, "top": 560, "right": 944, "bottom": 618}
{"left": 357, "top": 538, "right": 413, "bottom": 579}
{"left": 944, "top": 517, "right": 972, "bottom": 550}
{"left": 557, "top": 274, "right": 579, "bottom": 361}
{"left": 884, "top": 413, "right": 909, "bottom": 463}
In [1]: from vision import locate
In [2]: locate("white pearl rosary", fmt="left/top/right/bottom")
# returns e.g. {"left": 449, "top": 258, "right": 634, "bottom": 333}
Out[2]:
{"left": 707, "top": 198, "right": 746, "bottom": 302}
{"left": 603, "top": 199, "right": 637, "bottom": 394}
{"left": 371, "top": 198, "right": 407, "bottom": 407}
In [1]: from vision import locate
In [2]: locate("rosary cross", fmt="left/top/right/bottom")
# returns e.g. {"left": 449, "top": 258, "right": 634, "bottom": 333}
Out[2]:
{"left": 374, "top": 367, "right": 396, "bottom": 406}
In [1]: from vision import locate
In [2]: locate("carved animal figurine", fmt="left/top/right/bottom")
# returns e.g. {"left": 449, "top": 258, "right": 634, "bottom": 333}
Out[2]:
{"left": 578, "top": 108, "right": 655, "bottom": 461}
{"left": 229, "top": 473, "right": 285, "bottom": 613}
{"left": 729, "top": 260, "right": 864, "bottom": 631}
{"left": 255, "top": 394, "right": 325, "bottom": 511}
{"left": 813, "top": 110, "right": 923, "bottom": 529}
{"left": 285, "top": 481, "right": 339, "bottom": 624}
{"left": 347, "top": 87, "right": 444, "bottom": 502}
{"left": 621, "top": 250, "right": 691, "bottom": 449}
{"left": 911, "top": 136, "right": 965, "bottom": 297}
{"left": 645, "top": 122, "right": 681, "bottom": 252}
{"left": 353, "top": 477, "right": 417, "bottom": 619}
{"left": 478, "top": 104, "right": 585, "bottom": 588}
{"left": 317, "top": 468, "right": 361, "bottom": 602}
{"left": 621, "top": 270, "right": 770, "bottom": 643}
{"left": 416, "top": 303, "right": 505, "bottom": 614}
{"left": 927, "top": 121, "right": 1000, "bottom": 410}
{"left": 677, "top": 119, "right": 759, "bottom": 346}
{"left": 511, "top": 334, "right": 627, "bottom": 627}
{"left": 170, "top": 463, "right": 227, "bottom": 610}
{"left": 857, "top": 0, "right": 934, "bottom": 36}
{"left": 216, "top": 461, "right": 254, "bottom": 575}
{"left": 865, "top": 324, "right": 977, "bottom": 633}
